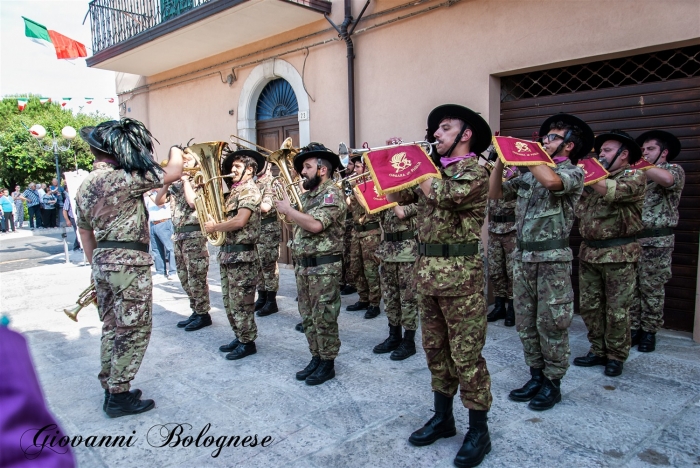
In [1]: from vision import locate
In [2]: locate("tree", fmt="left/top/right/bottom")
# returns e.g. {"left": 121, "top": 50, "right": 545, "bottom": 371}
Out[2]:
{"left": 0, "top": 95, "right": 112, "bottom": 189}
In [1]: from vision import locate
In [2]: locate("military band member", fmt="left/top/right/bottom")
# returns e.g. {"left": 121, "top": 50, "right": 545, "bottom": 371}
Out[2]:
{"left": 630, "top": 130, "right": 684, "bottom": 352}
{"left": 573, "top": 130, "right": 645, "bottom": 377}
{"left": 388, "top": 105, "right": 493, "bottom": 468}
{"left": 485, "top": 195, "right": 517, "bottom": 326}
{"left": 155, "top": 151, "right": 211, "bottom": 331}
{"left": 491, "top": 114, "right": 590, "bottom": 411}
{"left": 76, "top": 119, "right": 183, "bottom": 417}
{"left": 205, "top": 149, "right": 265, "bottom": 361}
{"left": 276, "top": 143, "right": 346, "bottom": 386}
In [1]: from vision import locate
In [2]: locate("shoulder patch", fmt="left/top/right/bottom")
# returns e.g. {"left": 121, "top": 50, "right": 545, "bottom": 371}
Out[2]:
{"left": 624, "top": 169, "right": 638, "bottom": 175}
{"left": 324, "top": 193, "right": 335, "bottom": 205}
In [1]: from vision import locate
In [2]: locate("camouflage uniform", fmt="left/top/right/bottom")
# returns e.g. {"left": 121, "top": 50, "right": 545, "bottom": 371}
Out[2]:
{"left": 502, "top": 160, "right": 584, "bottom": 380}
{"left": 218, "top": 178, "right": 261, "bottom": 344}
{"left": 292, "top": 180, "right": 347, "bottom": 360}
{"left": 75, "top": 161, "right": 163, "bottom": 394}
{"left": 168, "top": 181, "right": 210, "bottom": 315}
{"left": 395, "top": 156, "right": 492, "bottom": 411}
{"left": 376, "top": 206, "right": 419, "bottom": 330}
{"left": 255, "top": 169, "right": 281, "bottom": 292}
{"left": 349, "top": 194, "right": 382, "bottom": 305}
{"left": 631, "top": 163, "right": 685, "bottom": 333}
{"left": 576, "top": 166, "right": 646, "bottom": 362}
{"left": 342, "top": 213, "right": 354, "bottom": 286}
{"left": 487, "top": 198, "right": 517, "bottom": 299}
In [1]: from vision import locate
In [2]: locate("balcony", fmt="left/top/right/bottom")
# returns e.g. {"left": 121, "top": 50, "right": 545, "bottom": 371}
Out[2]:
{"left": 86, "top": 0, "right": 331, "bottom": 76}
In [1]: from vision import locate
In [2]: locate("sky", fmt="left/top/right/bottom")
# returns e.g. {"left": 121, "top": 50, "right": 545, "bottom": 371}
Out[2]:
{"left": 0, "top": 0, "right": 120, "bottom": 118}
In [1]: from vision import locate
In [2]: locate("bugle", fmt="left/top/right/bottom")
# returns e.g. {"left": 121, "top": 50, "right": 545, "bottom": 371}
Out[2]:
{"left": 339, "top": 140, "right": 439, "bottom": 159}
{"left": 64, "top": 283, "right": 97, "bottom": 322}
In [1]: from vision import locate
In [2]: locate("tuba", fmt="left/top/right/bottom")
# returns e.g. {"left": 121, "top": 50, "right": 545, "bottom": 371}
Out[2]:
{"left": 64, "top": 283, "right": 97, "bottom": 322}
{"left": 266, "top": 137, "right": 304, "bottom": 224}
{"left": 188, "top": 142, "right": 229, "bottom": 246}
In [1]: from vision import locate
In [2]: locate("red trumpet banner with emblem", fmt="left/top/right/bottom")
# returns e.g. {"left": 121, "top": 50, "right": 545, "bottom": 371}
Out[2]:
{"left": 364, "top": 144, "right": 441, "bottom": 195}
{"left": 492, "top": 136, "right": 555, "bottom": 168}
{"left": 630, "top": 158, "right": 655, "bottom": 171}
{"left": 353, "top": 179, "right": 397, "bottom": 214}
{"left": 577, "top": 158, "right": 609, "bottom": 186}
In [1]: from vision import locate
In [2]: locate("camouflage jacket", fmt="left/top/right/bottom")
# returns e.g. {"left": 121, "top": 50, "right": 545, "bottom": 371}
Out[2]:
{"left": 395, "top": 156, "right": 488, "bottom": 296}
{"left": 76, "top": 161, "right": 163, "bottom": 265}
{"left": 292, "top": 179, "right": 347, "bottom": 276}
{"left": 349, "top": 192, "right": 381, "bottom": 238}
{"left": 376, "top": 204, "right": 418, "bottom": 262}
{"left": 502, "top": 159, "right": 584, "bottom": 263}
{"left": 576, "top": 165, "right": 646, "bottom": 263}
{"left": 255, "top": 169, "right": 280, "bottom": 221}
{"left": 639, "top": 162, "right": 685, "bottom": 248}
{"left": 218, "top": 178, "right": 261, "bottom": 264}
{"left": 487, "top": 197, "right": 516, "bottom": 234}
{"left": 168, "top": 180, "right": 201, "bottom": 241}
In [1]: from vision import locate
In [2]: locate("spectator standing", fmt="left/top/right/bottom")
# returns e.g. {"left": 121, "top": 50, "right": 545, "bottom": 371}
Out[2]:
{"left": 20, "top": 183, "right": 42, "bottom": 229}
{"left": 36, "top": 184, "right": 47, "bottom": 228}
{"left": 48, "top": 178, "right": 65, "bottom": 227}
{"left": 1, "top": 189, "right": 15, "bottom": 232}
{"left": 145, "top": 189, "right": 177, "bottom": 278}
{"left": 11, "top": 185, "right": 24, "bottom": 228}
{"left": 41, "top": 191, "right": 57, "bottom": 228}
{"left": 62, "top": 186, "right": 81, "bottom": 250}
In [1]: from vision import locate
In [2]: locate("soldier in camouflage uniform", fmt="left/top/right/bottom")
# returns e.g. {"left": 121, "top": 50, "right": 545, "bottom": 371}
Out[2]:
{"left": 491, "top": 113, "right": 590, "bottom": 411}
{"left": 346, "top": 155, "right": 382, "bottom": 318}
{"left": 155, "top": 151, "right": 211, "bottom": 332}
{"left": 373, "top": 203, "right": 419, "bottom": 360}
{"left": 630, "top": 130, "right": 684, "bottom": 353}
{"left": 276, "top": 143, "right": 346, "bottom": 386}
{"left": 76, "top": 119, "right": 183, "bottom": 417}
{"left": 253, "top": 159, "right": 282, "bottom": 317}
{"left": 388, "top": 105, "right": 492, "bottom": 468}
{"left": 486, "top": 196, "right": 517, "bottom": 326}
{"left": 205, "top": 149, "right": 265, "bottom": 361}
{"left": 340, "top": 159, "right": 357, "bottom": 294}
{"left": 574, "top": 130, "right": 646, "bottom": 378}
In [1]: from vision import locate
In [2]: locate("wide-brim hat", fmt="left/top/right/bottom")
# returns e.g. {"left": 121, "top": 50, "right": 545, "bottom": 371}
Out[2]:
{"left": 426, "top": 104, "right": 492, "bottom": 155}
{"left": 636, "top": 130, "right": 681, "bottom": 162}
{"left": 539, "top": 113, "right": 595, "bottom": 159}
{"left": 80, "top": 125, "right": 111, "bottom": 154}
{"left": 222, "top": 149, "right": 267, "bottom": 177}
{"left": 293, "top": 143, "right": 341, "bottom": 174}
{"left": 594, "top": 131, "right": 642, "bottom": 165}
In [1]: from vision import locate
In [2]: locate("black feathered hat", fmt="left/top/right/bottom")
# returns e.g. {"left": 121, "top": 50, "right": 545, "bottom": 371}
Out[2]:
{"left": 594, "top": 130, "right": 642, "bottom": 165}
{"left": 293, "top": 143, "right": 341, "bottom": 174}
{"left": 539, "top": 113, "right": 595, "bottom": 160}
{"left": 222, "top": 148, "right": 266, "bottom": 177}
{"left": 636, "top": 130, "right": 681, "bottom": 162}
{"left": 426, "top": 104, "right": 492, "bottom": 156}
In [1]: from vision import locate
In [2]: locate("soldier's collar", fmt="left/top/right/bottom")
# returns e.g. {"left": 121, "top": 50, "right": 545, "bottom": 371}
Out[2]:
{"left": 309, "top": 179, "right": 333, "bottom": 197}
{"left": 609, "top": 163, "right": 631, "bottom": 177}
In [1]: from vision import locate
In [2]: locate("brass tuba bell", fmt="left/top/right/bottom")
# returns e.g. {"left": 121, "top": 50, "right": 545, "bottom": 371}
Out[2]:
{"left": 188, "top": 142, "right": 229, "bottom": 246}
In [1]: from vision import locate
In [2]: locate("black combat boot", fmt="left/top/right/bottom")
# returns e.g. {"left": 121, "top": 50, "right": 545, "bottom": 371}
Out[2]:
{"left": 364, "top": 305, "right": 381, "bottom": 319}
{"left": 226, "top": 341, "right": 257, "bottom": 360}
{"left": 504, "top": 299, "right": 515, "bottom": 327}
{"left": 219, "top": 338, "right": 240, "bottom": 353}
{"left": 257, "top": 292, "right": 279, "bottom": 317}
{"left": 105, "top": 391, "right": 155, "bottom": 418}
{"left": 305, "top": 359, "right": 335, "bottom": 385}
{"left": 184, "top": 313, "right": 212, "bottom": 331}
{"left": 390, "top": 329, "right": 416, "bottom": 361}
{"left": 454, "top": 409, "right": 491, "bottom": 468}
{"left": 103, "top": 388, "right": 141, "bottom": 412}
{"left": 340, "top": 285, "right": 357, "bottom": 295}
{"left": 295, "top": 322, "right": 304, "bottom": 333}
{"left": 296, "top": 356, "right": 321, "bottom": 381}
{"left": 509, "top": 367, "right": 544, "bottom": 402}
{"left": 631, "top": 328, "right": 642, "bottom": 347}
{"left": 176, "top": 312, "right": 197, "bottom": 328}
{"left": 347, "top": 301, "right": 370, "bottom": 311}
{"left": 638, "top": 332, "right": 656, "bottom": 353}
{"left": 486, "top": 297, "right": 506, "bottom": 322}
{"left": 408, "top": 392, "right": 457, "bottom": 446}
{"left": 604, "top": 360, "right": 624, "bottom": 377}
{"left": 254, "top": 290, "right": 267, "bottom": 311}
{"left": 528, "top": 377, "right": 561, "bottom": 411}
{"left": 373, "top": 324, "right": 402, "bottom": 353}
{"left": 573, "top": 352, "right": 608, "bottom": 367}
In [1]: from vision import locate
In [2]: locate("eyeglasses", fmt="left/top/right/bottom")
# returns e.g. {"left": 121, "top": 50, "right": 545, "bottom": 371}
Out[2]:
{"left": 542, "top": 134, "right": 564, "bottom": 143}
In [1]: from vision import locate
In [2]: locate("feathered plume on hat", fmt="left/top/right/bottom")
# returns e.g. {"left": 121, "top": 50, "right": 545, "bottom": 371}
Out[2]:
{"left": 88, "top": 119, "right": 161, "bottom": 178}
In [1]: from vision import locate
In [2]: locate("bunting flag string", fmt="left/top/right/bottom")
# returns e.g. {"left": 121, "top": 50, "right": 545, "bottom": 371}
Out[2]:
{"left": 14, "top": 96, "right": 118, "bottom": 111}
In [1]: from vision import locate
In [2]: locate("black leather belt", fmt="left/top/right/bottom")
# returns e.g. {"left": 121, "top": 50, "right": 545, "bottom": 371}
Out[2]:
{"left": 637, "top": 227, "right": 674, "bottom": 238}
{"left": 355, "top": 222, "right": 380, "bottom": 232}
{"left": 383, "top": 231, "right": 415, "bottom": 242}
{"left": 346, "top": 212, "right": 353, "bottom": 220}
{"left": 298, "top": 254, "right": 342, "bottom": 267}
{"left": 583, "top": 237, "right": 636, "bottom": 248}
{"left": 261, "top": 216, "right": 278, "bottom": 226}
{"left": 491, "top": 215, "right": 516, "bottom": 223}
{"left": 418, "top": 242, "right": 478, "bottom": 257}
{"left": 517, "top": 238, "right": 570, "bottom": 251}
{"left": 175, "top": 225, "right": 201, "bottom": 233}
{"left": 221, "top": 244, "right": 255, "bottom": 253}
{"left": 96, "top": 241, "right": 149, "bottom": 252}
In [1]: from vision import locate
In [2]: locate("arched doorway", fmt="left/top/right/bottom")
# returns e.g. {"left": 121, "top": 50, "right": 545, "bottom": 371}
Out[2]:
{"left": 256, "top": 78, "right": 300, "bottom": 151}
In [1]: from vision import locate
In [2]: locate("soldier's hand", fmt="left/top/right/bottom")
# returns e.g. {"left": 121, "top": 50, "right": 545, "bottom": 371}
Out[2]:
{"left": 275, "top": 199, "right": 292, "bottom": 215}
{"left": 204, "top": 220, "right": 217, "bottom": 233}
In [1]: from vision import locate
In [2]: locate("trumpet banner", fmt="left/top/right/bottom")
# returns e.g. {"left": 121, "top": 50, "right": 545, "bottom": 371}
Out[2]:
{"left": 353, "top": 180, "right": 397, "bottom": 214}
{"left": 577, "top": 158, "right": 610, "bottom": 186}
{"left": 630, "top": 158, "right": 655, "bottom": 171}
{"left": 492, "top": 136, "right": 555, "bottom": 168}
{"left": 364, "top": 144, "right": 441, "bottom": 195}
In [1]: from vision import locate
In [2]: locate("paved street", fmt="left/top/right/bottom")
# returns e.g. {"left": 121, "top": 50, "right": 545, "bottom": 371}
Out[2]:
{"left": 0, "top": 226, "right": 80, "bottom": 272}
{"left": 1, "top": 248, "right": 699, "bottom": 468}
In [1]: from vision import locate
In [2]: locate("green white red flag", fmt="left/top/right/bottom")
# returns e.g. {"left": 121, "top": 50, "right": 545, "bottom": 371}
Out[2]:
{"left": 60, "top": 98, "right": 72, "bottom": 107}
{"left": 22, "top": 17, "right": 87, "bottom": 59}
{"left": 39, "top": 97, "right": 51, "bottom": 104}
{"left": 18, "top": 99, "right": 28, "bottom": 111}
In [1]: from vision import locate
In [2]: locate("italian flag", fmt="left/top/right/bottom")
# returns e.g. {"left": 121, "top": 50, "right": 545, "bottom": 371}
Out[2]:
{"left": 60, "top": 98, "right": 72, "bottom": 108}
{"left": 18, "top": 98, "right": 29, "bottom": 111}
{"left": 39, "top": 97, "right": 51, "bottom": 104}
{"left": 23, "top": 17, "right": 87, "bottom": 59}
{"left": 84, "top": 97, "right": 94, "bottom": 104}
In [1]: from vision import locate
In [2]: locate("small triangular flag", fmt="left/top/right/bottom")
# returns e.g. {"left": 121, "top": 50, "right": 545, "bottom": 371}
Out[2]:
{"left": 39, "top": 97, "right": 51, "bottom": 104}
{"left": 60, "top": 97, "right": 72, "bottom": 107}
{"left": 84, "top": 98, "right": 94, "bottom": 104}
{"left": 106, "top": 97, "right": 115, "bottom": 103}
{"left": 18, "top": 98, "right": 29, "bottom": 111}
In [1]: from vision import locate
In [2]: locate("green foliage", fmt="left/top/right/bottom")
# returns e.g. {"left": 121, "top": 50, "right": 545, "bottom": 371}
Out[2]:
{"left": 0, "top": 95, "right": 112, "bottom": 190}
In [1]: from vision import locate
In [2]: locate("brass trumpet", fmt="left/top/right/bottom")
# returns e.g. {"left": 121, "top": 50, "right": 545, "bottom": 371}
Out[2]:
{"left": 338, "top": 140, "right": 439, "bottom": 159}
{"left": 64, "top": 283, "right": 97, "bottom": 322}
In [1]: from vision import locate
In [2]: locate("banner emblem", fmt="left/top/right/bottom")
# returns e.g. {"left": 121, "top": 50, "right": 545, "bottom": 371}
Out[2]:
{"left": 391, "top": 152, "right": 412, "bottom": 172}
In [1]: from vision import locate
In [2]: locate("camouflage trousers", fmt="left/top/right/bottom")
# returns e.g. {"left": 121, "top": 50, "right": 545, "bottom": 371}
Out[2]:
{"left": 220, "top": 261, "right": 258, "bottom": 343}
{"left": 296, "top": 268, "right": 342, "bottom": 360}
{"left": 350, "top": 233, "right": 381, "bottom": 305}
{"left": 256, "top": 221, "right": 281, "bottom": 292}
{"left": 342, "top": 219, "right": 354, "bottom": 286}
{"left": 488, "top": 231, "right": 516, "bottom": 299}
{"left": 579, "top": 260, "right": 634, "bottom": 362}
{"left": 379, "top": 260, "right": 418, "bottom": 330}
{"left": 513, "top": 259, "right": 574, "bottom": 380}
{"left": 630, "top": 246, "right": 673, "bottom": 333}
{"left": 418, "top": 292, "right": 492, "bottom": 411}
{"left": 93, "top": 263, "right": 152, "bottom": 394}
{"left": 174, "top": 236, "right": 211, "bottom": 315}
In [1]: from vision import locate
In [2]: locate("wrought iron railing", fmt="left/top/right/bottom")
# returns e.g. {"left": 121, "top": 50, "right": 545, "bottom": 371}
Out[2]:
{"left": 88, "top": 0, "right": 212, "bottom": 54}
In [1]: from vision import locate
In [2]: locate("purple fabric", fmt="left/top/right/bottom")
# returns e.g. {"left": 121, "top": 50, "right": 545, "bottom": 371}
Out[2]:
{"left": 553, "top": 156, "right": 568, "bottom": 164}
{"left": 0, "top": 327, "right": 75, "bottom": 468}
{"left": 440, "top": 152, "right": 477, "bottom": 168}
